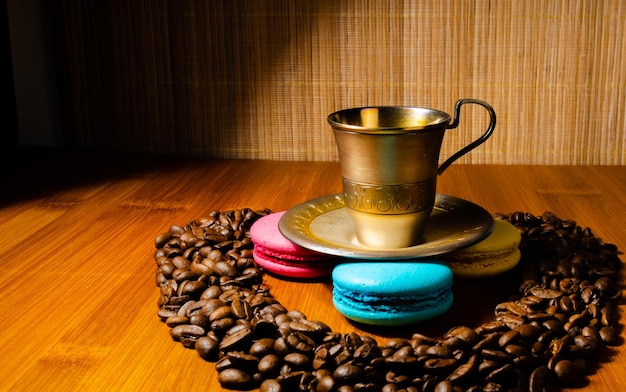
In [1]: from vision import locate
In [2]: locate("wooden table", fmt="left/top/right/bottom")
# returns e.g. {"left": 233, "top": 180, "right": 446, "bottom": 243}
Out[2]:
{"left": 1, "top": 151, "right": 625, "bottom": 391}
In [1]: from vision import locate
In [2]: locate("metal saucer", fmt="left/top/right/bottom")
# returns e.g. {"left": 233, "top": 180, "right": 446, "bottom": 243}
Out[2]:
{"left": 278, "top": 193, "right": 494, "bottom": 260}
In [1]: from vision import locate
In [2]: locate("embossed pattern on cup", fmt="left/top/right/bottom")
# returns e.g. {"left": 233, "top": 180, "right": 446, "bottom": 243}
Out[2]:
{"left": 342, "top": 177, "right": 436, "bottom": 215}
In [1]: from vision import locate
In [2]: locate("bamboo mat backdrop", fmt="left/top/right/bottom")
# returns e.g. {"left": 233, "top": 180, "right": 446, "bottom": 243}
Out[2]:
{"left": 54, "top": 0, "right": 626, "bottom": 164}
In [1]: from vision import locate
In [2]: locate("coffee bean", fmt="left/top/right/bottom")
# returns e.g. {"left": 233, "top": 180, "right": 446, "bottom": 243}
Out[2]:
{"left": 200, "top": 298, "right": 226, "bottom": 317}
{"left": 209, "top": 305, "right": 234, "bottom": 322}
{"left": 504, "top": 344, "right": 528, "bottom": 357}
{"left": 279, "top": 370, "right": 314, "bottom": 390}
{"left": 290, "top": 319, "right": 330, "bottom": 341}
{"left": 529, "top": 287, "right": 563, "bottom": 299}
{"left": 472, "top": 333, "right": 499, "bottom": 352}
{"left": 206, "top": 261, "right": 238, "bottom": 278}
{"left": 225, "top": 351, "right": 260, "bottom": 374}
{"left": 485, "top": 363, "right": 515, "bottom": 385}
{"left": 218, "top": 288, "right": 243, "bottom": 303}
{"left": 424, "top": 357, "right": 457, "bottom": 373}
{"left": 231, "top": 298, "right": 252, "bottom": 320}
{"left": 259, "top": 378, "right": 282, "bottom": 392}
{"left": 381, "top": 383, "right": 399, "bottom": 392}
{"left": 200, "top": 285, "right": 223, "bottom": 300}
{"left": 529, "top": 366, "right": 554, "bottom": 392}
{"left": 157, "top": 308, "right": 177, "bottom": 320}
{"left": 258, "top": 354, "right": 282, "bottom": 378}
{"left": 316, "top": 374, "right": 337, "bottom": 392}
{"left": 155, "top": 232, "right": 173, "bottom": 249}
{"left": 236, "top": 267, "right": 262, "bottom": 285}
{"left": 553, "top": 359, "right": 582, "bottom": 385}
{"left": 170, "top": 324, "right": 204, "bottom": 342}
{"left": 515, "top": 323, "right": 541, "bottom": 340}
{"left": 354, "top": 382, "right": 380, "bottom": 391}
{"left": 443, "top": 326, "right": 479, "bottom": 350}
{"left": 196, "top": 335, "right": 220, "bottom": 361}
{"left": 284, "top": 352, "right": 311, "bottom": 371}
{"left": 477, "top": 359, "right": 500, "bottom": 377}
{"left": 599, "top": 326, "right": 619, "bottom": 345}
{"left": 211, "top": 317, "right": 235, "bottom": 335}
{"left": 531, "top": 341, "right": 549, "bottom": 358}
{"left": 157, "top": 258, "right": 176, "bottom": 278}
{"left": 498, "top": 330, "right": 520, "bottom": 347}
{"left": 570, "top": 334, "right": 598, "bottom": 355}
{"left": 249, "top": 338, "right": 276, "bottom": 358}
{"left": 218, "top": 368, "right": 254, "bottom": 390}
{"left": 476, "top": 321, "right": 507, "bottom": 335}
{"left": 286, "top": 332, "right": 316, "bottom": 353}
{"left": 425, "top": 345, "right": 453, "bottom": 358}
{"left": 165, "top": 314, "right": 189, "bottom": 328}
{"left": 496, "top": 314, "right": 525, "bottom": 329}
{"left": 333, "top": 364, "right": 364, "bottom": 385}
{"left": 480, "top": 348, "right": 510, "bottom": 362}
{"left": 353, "top": 343, "right": 382, "bottom": 364}
{"left": 219, "top": 327, "right": 253, "bottom": 352}
{"left": 189, "top": 313, "right": 208, "bottom": 328}
{"left": 446, "top": 354, "right": 478, "bottom": 383}
{"left": 385, "top": 353, "right": 418, "bottom": 373}
{"left": 168, "top": 294, "right": 190, "bottom": 306}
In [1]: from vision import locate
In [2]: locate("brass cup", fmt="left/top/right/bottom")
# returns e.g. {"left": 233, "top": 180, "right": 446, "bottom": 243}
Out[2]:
{"left": 328, "top": 99, "right": 496, "bottom": 249}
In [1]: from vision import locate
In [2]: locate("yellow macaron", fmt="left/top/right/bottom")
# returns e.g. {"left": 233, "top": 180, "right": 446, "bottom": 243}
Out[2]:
{"left": 443, "top": 218, "right": 522, "bottom": 279}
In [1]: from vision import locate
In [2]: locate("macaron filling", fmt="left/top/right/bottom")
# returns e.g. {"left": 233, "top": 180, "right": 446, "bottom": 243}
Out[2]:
{"left": 333, "top": 283, "right": 453, "bottom": 314}
{"left": 253, "top": 244, "right": 330, "bottom": 263}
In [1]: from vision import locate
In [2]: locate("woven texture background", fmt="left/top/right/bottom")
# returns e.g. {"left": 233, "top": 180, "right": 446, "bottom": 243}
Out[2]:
{"left": 54, "top": 1, "right": 626, "bottom": 164}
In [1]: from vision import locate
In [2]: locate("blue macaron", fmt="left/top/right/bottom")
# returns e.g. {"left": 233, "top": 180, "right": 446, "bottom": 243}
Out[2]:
{"left": 332, "top": 261, "right": 453, "bottom": 326}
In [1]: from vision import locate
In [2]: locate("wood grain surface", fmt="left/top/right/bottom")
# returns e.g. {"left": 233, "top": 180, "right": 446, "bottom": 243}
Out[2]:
{"left": 1, "top": 151, "right": 625, "bottom": 391}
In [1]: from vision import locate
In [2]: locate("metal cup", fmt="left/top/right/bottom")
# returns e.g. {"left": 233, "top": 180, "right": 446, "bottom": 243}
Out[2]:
{"left": 328, "top": 98, "right": 496, "bottom": 249}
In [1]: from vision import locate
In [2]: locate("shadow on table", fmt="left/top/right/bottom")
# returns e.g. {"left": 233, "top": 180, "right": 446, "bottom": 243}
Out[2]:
{"left": 1, "top": 147, "right": 202, "bottom": 207}
{"left": 348, "top": 269, "right": 521, "bottom": 340}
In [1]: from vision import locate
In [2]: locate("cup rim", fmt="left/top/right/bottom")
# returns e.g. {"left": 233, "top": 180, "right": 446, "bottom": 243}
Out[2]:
{"left": 327, "top": 106, "right": 451, "bottom": 133}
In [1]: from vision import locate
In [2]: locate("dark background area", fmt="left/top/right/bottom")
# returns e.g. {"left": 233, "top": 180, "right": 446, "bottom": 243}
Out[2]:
{"left": 5, "top": 1, "right": 625, "bottom": 166}
{"left": 3, "top": 0, "right": 18, "bottom": 151}
{"left": 5, "top": 0, "right": 66, "bottom": 154}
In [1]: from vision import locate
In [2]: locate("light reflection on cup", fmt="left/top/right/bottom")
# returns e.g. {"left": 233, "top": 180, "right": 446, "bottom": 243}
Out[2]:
{"left": 328, "top": 99, "right": 496, "bottom": 249}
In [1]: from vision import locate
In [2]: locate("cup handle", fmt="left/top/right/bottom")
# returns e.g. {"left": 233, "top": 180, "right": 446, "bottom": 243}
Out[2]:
{"left": 437, "top": 99, "right": 496, "bottom": 175}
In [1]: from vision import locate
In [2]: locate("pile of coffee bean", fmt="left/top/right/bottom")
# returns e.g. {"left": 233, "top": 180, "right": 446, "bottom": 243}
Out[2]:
{"left": 154, "top": 209, "right": 623, "bottom": 391}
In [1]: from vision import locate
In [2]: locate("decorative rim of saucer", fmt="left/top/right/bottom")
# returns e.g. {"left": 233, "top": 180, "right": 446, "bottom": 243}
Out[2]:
{"left": 278, "top": 193, "right": 495, "bottom": 260}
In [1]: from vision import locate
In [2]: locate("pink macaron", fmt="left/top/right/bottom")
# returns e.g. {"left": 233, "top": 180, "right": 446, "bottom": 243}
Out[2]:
{"left": 250, "top": 211, "right": 337, "bottom": 279}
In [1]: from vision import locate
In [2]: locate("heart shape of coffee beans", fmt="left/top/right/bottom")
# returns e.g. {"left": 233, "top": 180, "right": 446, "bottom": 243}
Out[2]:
{"left": 154, "top": 209, "right": 623, "bottom": 391}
